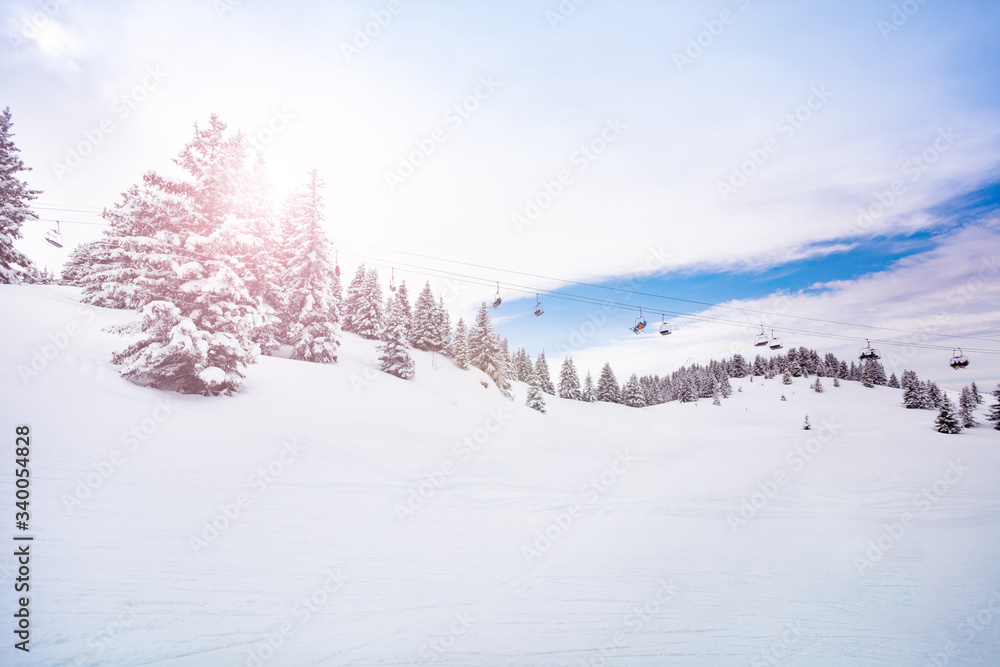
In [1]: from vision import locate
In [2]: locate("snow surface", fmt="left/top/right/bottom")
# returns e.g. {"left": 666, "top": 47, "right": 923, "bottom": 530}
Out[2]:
{"left": 1, "top": 285, "right": 999, "bottom": 666}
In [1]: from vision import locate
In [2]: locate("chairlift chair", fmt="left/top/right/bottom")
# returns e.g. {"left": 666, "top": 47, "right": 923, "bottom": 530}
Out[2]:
{"left": 533, "top": 295, "right": 544, "bottom": 317}
{"left": 859, "top": 339, "right": 880, "bottom": 360}
{"left": 753, "top": 325, "right": 769, "bottom": 347}
{"left": 492, "top": 282, "right": 502, "bottom": 308}
{"left": 658, "top": 315, "right": 672, "bottom": 336}
{"left": 334, "top": 251, "right": 341, "bottom": 277}
{"left": 950, "top": 348, "right": 970, "bottom": 369}
{"left": 768, "top": 330, "right": 783, "bottom": 350}
{"left": 631, "top": 308, "right": 647, "bottom": 334}
{"left": 45, "top": 221, "right": 64, "bottom": 248}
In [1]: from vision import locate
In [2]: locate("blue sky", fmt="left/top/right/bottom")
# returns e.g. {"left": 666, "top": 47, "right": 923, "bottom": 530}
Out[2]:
{"left": 2, "top": 0, "right": 999, "bottom": 384}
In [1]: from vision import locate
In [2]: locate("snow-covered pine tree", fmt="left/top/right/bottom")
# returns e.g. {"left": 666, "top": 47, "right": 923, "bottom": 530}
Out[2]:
{"left": 752, "top": 356, "right": 766, "bottom": 376}
{"left": 717, "top": 369, "right": 733, "bottom": 398}
{"left": 353, "top": 267, "right": 385, "bottom": 340}
{"left": 970, "top": 382, "right": 983, "bottom": 405}
{"left": 782, "top": 371, "right": 793, "bottom": 385}
{"left": 888, "top": 373, "right": 900, "bottom": 389}
{"left": 832, "top": 376, "right": 840, "bottom": 387}
{"left": 596, "top": 362, "right": 621, "bottom": 403}
{"left": 780, "top": 394, "right": 787, "bottom": 401}
{"left": 803, "top": 415, "right": 811, "bottom": 430}
{"left": 988, "top": 384, "right": 1000, "bottom": 430}
{"left": 958, "top": 387, "right": 978, "bottom": 429}
{"left": 934, "top": 396, "right": 963, "bottom": 434}
{"left": 377, "top": 292, "right": 414, "bottom": 380}
{"left": 449, "top": 317, "right": 469, "bottom": 369}
{"left": 535, "top": 351, "right": 556, "bottom": 395}
{"left": 280, "top": 170, "right": 341, "bottom": 363}
{"left": 558, "top": 357, "right": 583, "bottom": 400}
{"left": 838, "top": 361, "right": 849, "bottom": 379}
{"left": 814, "top": 376, "right": 824, "bottom": 393}
{"left": 60, "top": 240, "right": 100, "bottom": 286}
{"left": 525, "top": 368, "right": 547, "bottom": 414}
{"left": 394, "top": 280, "right": 412, "bottom": 341}
{"left": 860, "top": 360, "right": 875, "bottom": 388}
{"left": 108, "top": 115, "right": 265, "bottom": 395}
{"left": 622, "top": 373, "right": 646, "bottom": 408}
{"left": 926, "top": 382, "right": 943, "bottom": 409}
{"left": 0, "top": 107, "right": 38, "bottom": 284}
{"left": 341, "top": 264, "right": 367, "bottom": 333}
{"left": 677, "top": 373, "right": 697, "bottom": 403}
{"left": 712, "top": 387, "right": 721, "bottom": 406}
{"left": 467, "top": 303, "right": 513, "bottom": 398}
{"left": 434, "top": 296, "right": 451, "bottom": 352}
{"left": 583, "top": 371, "right": 595, "bottom": 402}
{"left": 410, "top": 282, "right": 439, "bottom": 351}
{"left": 901, "top": 370, "right": 922, "bottom": 408}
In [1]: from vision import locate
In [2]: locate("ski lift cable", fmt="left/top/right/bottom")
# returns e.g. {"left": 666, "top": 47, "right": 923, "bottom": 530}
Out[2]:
{"left": 341, "top": 251, "right": 1000, "bottom": 355}
{"left": 344, "top": 242, "right": 1000, "bottom": 345}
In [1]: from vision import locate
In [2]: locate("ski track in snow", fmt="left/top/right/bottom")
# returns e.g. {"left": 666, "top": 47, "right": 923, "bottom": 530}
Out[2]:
{"left": 1, "top": 286, "right": 999, "bottom": 666}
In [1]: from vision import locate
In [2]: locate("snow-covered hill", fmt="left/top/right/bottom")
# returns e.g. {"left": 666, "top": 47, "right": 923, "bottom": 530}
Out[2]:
{"left": 1, "top": 285, "right": 999, "bottom": 666}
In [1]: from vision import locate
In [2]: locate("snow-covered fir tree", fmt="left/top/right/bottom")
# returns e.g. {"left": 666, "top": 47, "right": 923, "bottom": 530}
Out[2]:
{"left": 803, "top": 415, "right": 811, "bottom": 430}
{"left": 901, "top": 370, "right": 923, "bottom": 408}
{"left": 525, "top": 369, "right": 547, "bottom": 414}
{"left": 934, "top": 396, "right": 963, "bottom": 434}
{"left": 712, "top": 387, "right": 721, "bottom": 406}
{"left": 782, "top": 371, "right": 793, "bottom": 385}
{"left": 813, "top": 376, "right": 824, "bottom": 393}
{"left": 394, "top": 280, "right": 412, "bottom": 342}
{"left": 280, "top": 170, "right": 341, "bottom": 363}
{"left": 353, "top": 267, "right": 385, "bottom": 340}
{"left": 970, "top": 382, "right": 983, "bottom": 405}
{"left": 622, "top": 373, "right": 646, "bottom": 408}
{"left": 535, "top": 351, "right": 556, "bottom": 395}
{"left": 988, "top": 383, "right": 1000, "bottom": 430}
{"left": 860, "top": 360, "right": 875, "bottom": 388}
{"left": 467, "top": 303, "right": 513, "bottom": 398}
{"left": 833, "top": 376, "right": 840, "bottom": 387}
{"left": 341, "top": 264, "right": 367, "bottom": 333}
{"left": 558, "top": 357, "right": 583, "bottom": 400}
{"left": 448, "top": 317, "right": 469, "bottom": 370}
{"left": 107, "top": 115, "right": 265, "bottom": 395}
{"left": 0, "top": 107, "right": 38, "bottom": 284}
{"left": 926, "top": 382, "right": 943, "bottom": 409}
{"left": 958, "top": 387, "right": 978, "bottom": 429}
{"left": 596, "top": 362, "right": 621, "bottom": 403}
{"left": 888, "top": 373, "right": 900, "bottom": 389}
{"left": 377, "top": 292, "right": 414, "bottom": 380}
{"left": 582, "top": 371, "right": 595, "bottom": 402}
{"left": 410, "top": 282, "right": 440, "bottom": 351}
{"left": 434, "top": 296, "right": 451, "bottom": 352}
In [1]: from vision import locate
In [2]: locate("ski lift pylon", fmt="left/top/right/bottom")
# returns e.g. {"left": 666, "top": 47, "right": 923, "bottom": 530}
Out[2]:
{"left": 950, "top": 348, "right": 970, "bottom": 369}
{"left": 45, "top": 220, "right": 64, "bottom": 248}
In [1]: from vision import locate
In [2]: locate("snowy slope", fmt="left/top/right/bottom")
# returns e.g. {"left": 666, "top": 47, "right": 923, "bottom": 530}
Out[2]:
{"left": 1, "top": 285, "right": 999, "bottom": 666}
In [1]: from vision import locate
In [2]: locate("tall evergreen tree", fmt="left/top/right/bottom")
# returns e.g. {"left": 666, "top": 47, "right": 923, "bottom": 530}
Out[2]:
{"left": 958, "top": 387, "right": 978, "bottom": 429}
{"left": 448, "top": 317, "right": 469, "bottom": 370}
{"left": 377, "top": 293, "right": 414, "bottom": 380}
{"left": 394, "top": 280, "right": 412, "bottom": 341}
{"left": 467, "top": 303, "right": 512, "bottom": 398}
{"left": 934, "top": 396, "right": 963, "bottom": 434}
{"left": 434, "top": 296, "right": 451, "bottom": 352}
{"left": 410, "top": 282, "right": 439, "bottom": 351}
{"left": 280, "top": 170, "right": 341, "bottom": 363}
{"left": 341, "top": 264, "right": 367, "bottom": 333}
{"left": 888, "top": 373, "right": 900, "bottom": 389}
{"left": 970, "top": 382, "right": 983, "bottom": 405}
{"left": 988, "top": 383, "right": 1000, "bottom": 430}
{"left": 901, "top": 370, "right": 923, "bottom": 408}
{"left": 535, "top": 351, "right": 556, "bottom": 395}
{"left": 0, "top": 107, "right": 38, "bottom": 284}
{"left": 582, "top": 371, "right": 595, "bottom": 402}
{"left": 813, "top": 376, "right": 824, "bottom": 393}
{"left": 622, "top": 373, "right": 646, "bottom": 407}
{"left": 558, "top": 357, "right": 582, "bottom": 400}
{"left": 353, "top": 267, "right": 385, "bottom": 340}
{"left": 596, "top": 362, "right": 621, "bottom": 403}
{"left": 525, "top": 368, "right": 547, "bottom": 414}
